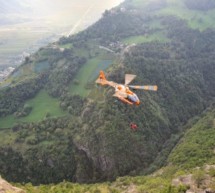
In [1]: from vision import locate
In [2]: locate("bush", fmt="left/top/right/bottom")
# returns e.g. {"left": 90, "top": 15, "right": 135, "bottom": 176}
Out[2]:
{"left": 192, "top": 170, "right": 205, "bottom": 188}
{"left": 208, "top": 167, "right": 215, "bottom": 177}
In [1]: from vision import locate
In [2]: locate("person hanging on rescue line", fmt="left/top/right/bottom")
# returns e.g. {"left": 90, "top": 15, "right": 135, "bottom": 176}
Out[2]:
{"left": 130, "top": 122, "right": 138, "bottom": 131}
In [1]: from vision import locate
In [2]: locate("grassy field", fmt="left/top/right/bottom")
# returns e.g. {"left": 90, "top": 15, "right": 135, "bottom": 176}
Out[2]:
{"left": 59, "top": 43, "right": 73, "bottom": 49}
{"left": 23, "top": 90, "right": 67, "bottom": 121}
{"left": 74, "top": 47, "right": 90, "bottom": 58}
{"left": 131, "top": 0, "right": 215, "bottom": 31}
{"left": 69, "top": 57, "right": 113, "bottom": 97}
{"left": 158, "top": 7, "right": 215, "bottom": 30}
{"left": 157, "top": 1, "right": 215, "bottom": 31}
{"left": 8, "top": 59, "right": 51, "bottom": 86}
{"left": 123, "top": 31, "right": 169, "bottom": 44}
{"left": 34, "top": 60, "right": 50, "bottom": 73}
{"left": 0, "top": 90, "right": 67, "bottom": 128}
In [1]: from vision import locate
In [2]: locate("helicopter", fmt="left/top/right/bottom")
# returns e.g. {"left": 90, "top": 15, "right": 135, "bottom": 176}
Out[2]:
{"left": 95, "top": 71, "right": 158, "bottom": 105}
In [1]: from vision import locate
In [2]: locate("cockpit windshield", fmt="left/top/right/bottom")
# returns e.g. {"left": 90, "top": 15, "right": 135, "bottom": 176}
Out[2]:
{"left": 127, "top": 94, "right": 139, "bottom": 103}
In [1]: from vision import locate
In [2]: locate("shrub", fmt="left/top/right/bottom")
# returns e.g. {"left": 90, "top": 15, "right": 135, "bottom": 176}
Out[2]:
{"left": 192, "top": 170, "right": 205, "bottom": 188}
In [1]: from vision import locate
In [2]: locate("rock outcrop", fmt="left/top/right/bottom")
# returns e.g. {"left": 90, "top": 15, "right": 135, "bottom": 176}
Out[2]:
{"left": 0, "top": 177, "right": 25, "bottom": 193}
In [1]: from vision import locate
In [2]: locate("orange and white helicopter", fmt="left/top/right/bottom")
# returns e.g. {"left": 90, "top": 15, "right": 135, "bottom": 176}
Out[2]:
{"left": 95, "top": 71, "right": 158, "bottom": 105}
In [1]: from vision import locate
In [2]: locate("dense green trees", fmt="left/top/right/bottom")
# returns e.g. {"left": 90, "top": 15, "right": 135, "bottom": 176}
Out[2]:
{"left": 0, "top": 74, "right": 47, "bottom": 117}
{"left": 0, "top": 47, "right": 87, "bottom": 117}
{"left": 46, "top": 57, "right": 86, "bottom": 97}
{"left": 66, "top": 9, "right": 152, "bottom": 47}
{"left": 168, "top": 108, "right": 215, "bottom": 168}
{"left": 0, "top": 147, "right": 26, "bottom": 182}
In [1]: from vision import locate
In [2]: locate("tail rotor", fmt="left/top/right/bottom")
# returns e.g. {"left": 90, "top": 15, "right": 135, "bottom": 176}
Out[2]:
{"left": 95, "top": 71, "right": 107, "bottom": 85}
{"left": 128, "top": 85, "right": 158, "bottom": 91}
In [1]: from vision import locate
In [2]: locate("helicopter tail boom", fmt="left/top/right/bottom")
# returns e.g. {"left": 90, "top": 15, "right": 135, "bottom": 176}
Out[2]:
{"left": 129, "top": 85, "right": 158, "bottom": 91}
{"left": 95, "top": 71, "right": 108, "bottom": 85}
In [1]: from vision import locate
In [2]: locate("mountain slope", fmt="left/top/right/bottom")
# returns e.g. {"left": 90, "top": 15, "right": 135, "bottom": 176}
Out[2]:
{"left": 18, "top": 107, "right": 215, "bottom": 192}
{"left": 169, "top": 106, "right": 215, "bottom": 169}
{"left": 0, "top": 0, "right": 215, "bottom": 185}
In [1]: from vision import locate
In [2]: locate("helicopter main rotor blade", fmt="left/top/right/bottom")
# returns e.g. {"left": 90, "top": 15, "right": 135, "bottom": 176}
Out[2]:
{"left": 129, "top": 85, "right": 158, "bottom": 91}
{"left": 125, "top": 74, "right": 136, "bottom": 85}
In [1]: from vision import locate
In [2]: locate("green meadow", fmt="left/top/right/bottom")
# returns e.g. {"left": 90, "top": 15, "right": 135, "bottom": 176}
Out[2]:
{"left": 157, "top": 0, "right": 215, "bottom": 31}
{"left": 131, "top": 0, "right": 215, "bottom": 31}
{"left": 69, "top": 57, "right": 113, "bottom": 97}
{"left": 0, "top": 90, "right": 67, "bottom": 128}
{"left": 158, "top": 6, "right": 215, "bottom": 30}
{"left": 59, "top": 43, "right": 73, "bottom": 49}
{"left": 123, "top": 31, "right": 169, "bottom": 44}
